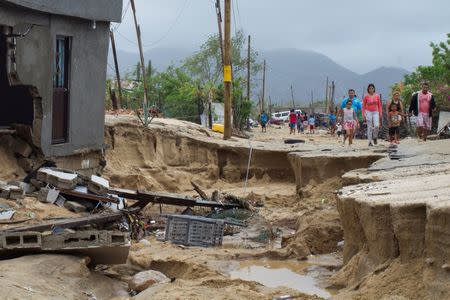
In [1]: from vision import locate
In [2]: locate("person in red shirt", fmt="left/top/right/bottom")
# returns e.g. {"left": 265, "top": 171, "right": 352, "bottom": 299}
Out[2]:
{"left": 363, "top": 83, "right": 383, "bottom": 146}
{"left": 289, "top": 109, "right": 297, "bottom": 135}
{"left": 408, "top": 82, "right": 436, "bottom": 141}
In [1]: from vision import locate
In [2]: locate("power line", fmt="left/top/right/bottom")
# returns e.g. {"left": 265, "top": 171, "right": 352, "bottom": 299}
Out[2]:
{"left": 112, "top": 0, "right": 190, "bottom": 51}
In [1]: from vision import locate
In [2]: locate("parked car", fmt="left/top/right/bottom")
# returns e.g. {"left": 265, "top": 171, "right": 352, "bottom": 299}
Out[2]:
{"left": 269, "top": 118, "right": 283, "bottom": 125}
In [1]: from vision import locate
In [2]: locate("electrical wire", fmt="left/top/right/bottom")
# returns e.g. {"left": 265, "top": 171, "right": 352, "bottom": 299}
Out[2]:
{"left": 112, "top": 0, "right": 190, "bottom": 51}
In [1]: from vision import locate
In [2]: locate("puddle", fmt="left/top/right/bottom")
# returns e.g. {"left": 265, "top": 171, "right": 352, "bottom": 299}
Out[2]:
{"left": 228, "top": 257, "right": 339, "bottom": 299}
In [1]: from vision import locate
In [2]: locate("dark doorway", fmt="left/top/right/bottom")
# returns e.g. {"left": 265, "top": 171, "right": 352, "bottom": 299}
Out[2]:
{"left": 52, "top": 36, "right": 71, "bottom": 144}
{"left": 0, "top": 28, "right": 34, "bottom": 128}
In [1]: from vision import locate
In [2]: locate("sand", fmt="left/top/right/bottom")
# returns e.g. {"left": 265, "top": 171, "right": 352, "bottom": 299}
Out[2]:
{"left": 1, "top": 115, "right": 446, "bottom": 299}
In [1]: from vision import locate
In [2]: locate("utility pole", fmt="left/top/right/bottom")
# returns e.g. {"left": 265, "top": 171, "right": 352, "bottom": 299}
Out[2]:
{"left": 130, "top": 0, "right": 149, "bottom": 115}
{"left": 269, "top": 96, "right": 272, "bottom": 115}
{"left": 261, "top": 59, "right": 266, "bottom": 113}
{"left": 247, "top": 35, "right": 251, "bottom": 103}
{"left": 223, "top": 0, "right": 232, "bottom": 139}
{"left": 325, "top": 76, "right": 329, "bottom": 113}
{"left": 290, "top": 85, "right": 295, "bottom": 108}
{"left": 215, "top": 0, "right": 225, "bottom": 65}
{"left": 246, "top": 35, "right": 251, "bottom": 130}
{"left": 109, "top": 30, "right": 122, "bottom": 109}
{"left": 330, "top": 81, "right": 335, "bottom": 112}
{"left": 311, "top": 90, "right": 314, "bottom": 114}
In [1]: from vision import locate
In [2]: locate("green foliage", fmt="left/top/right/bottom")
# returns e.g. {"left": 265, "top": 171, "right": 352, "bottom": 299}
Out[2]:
{"left": 183, "top": 30, "right": 262, "bottom": 86}
{"left": 115, "top": 31, "right": 262, "bottom": 127}
{"left": 392, "top": 33, "right": 450, "bottom": 111}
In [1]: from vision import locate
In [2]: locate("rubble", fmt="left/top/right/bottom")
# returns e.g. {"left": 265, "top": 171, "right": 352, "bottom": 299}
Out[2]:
{"left": 129, "top": 270, "right": 170, "bottom": 292}
{"left": 13, "top": 138, "right": 33, "bottom": 158}
{"left": 64, "top": 201, "right": 87, "bottom": 213}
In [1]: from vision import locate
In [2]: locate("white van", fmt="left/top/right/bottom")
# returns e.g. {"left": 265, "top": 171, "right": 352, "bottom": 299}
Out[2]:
{"left": 272, "top": 110, "right": 302, "bottom": 122}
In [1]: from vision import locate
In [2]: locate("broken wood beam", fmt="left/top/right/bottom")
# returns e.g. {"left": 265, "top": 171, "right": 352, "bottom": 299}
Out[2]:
{"left": 109, "top": 188, "right": 240, "bottom": 209}
{"left": 60, "top": 189, "right": 120, "bottom": 204}
{"left": 190, "top": 181, "right": 208, "bottom": 200}
{"left": 2, "top": 209, "right": 138, "bottom": 233}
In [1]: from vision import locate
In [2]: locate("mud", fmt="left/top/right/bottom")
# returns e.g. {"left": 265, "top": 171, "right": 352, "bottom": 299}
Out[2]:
{"left": 104, "top": 117, "right": 295, "bottom": 192}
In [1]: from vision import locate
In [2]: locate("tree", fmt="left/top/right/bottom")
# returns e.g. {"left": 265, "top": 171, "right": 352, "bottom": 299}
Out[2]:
{"left": 392, "top": 33, "right": 450, "bottom": 113}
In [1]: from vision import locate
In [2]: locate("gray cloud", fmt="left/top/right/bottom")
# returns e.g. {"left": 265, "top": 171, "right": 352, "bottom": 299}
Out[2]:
{"left": 114, "top": 0, "right": 449, "bottom": 73}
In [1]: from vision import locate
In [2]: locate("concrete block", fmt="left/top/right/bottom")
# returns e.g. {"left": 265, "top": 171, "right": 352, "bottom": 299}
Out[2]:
{"left": 38, "top": 187, "right": 59, "bottom": 204}
{"left": 1, "top": 232, "right": 42, "bottom": 249}
{"left": 64, "top": 201, "right": 87, "bottom": 213}
{"left": 14, "top": 139, "right": 33, "bottom": 158}
{"left": 0, "top": 185, "right": 23, "bottom": 200}
{"left": 37, "top": 168, "right": 78, "bottom": 190}
{"left": 9, "top": 186, "right": 24, "bottom": 200}
{"left": 88, "top": 175, "right": 110, "bottom": 195}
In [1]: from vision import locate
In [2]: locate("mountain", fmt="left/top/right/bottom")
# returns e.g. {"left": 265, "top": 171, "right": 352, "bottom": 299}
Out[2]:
{"left": 108, "top": 47, "right": 408, "bottom": 105}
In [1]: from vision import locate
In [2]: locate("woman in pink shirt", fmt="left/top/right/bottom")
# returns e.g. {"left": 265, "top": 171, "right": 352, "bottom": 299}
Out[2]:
{"left": 363, "top": 83, "right": 383, "bottom": 146}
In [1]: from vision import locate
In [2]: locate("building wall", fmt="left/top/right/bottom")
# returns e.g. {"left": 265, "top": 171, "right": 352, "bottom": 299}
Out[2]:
{"left": 2, "top": 4, "right": 111, "bottom": 157}
{"left": 3, "top": 0, "right": 123, "bottom": 22}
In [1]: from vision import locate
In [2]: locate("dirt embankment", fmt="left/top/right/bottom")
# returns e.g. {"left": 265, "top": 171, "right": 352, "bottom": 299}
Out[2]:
{"left": 0, "top": 135, "right": 25, "bottom": 181}
{"left": 103, "top": 120, "right": 294, "bottom": 193}
{"left": 332, "top": 140, "right": 450, "bottom": 299}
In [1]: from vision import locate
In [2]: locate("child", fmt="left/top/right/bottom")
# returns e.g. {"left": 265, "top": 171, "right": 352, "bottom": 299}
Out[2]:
{"left": 339, "top": 100, "right": 358, "bottom": 146}
{"left": 289, "top": 109, "right": 297, "bottom": 135}
{"left": 308, "top": 115, "right": 315, "bottom": 134}
{"left": 337, "top": 123, "right": 343, "bottom": 138}
{"left": 388, "top": 103, "right": 402, "bottom": 144}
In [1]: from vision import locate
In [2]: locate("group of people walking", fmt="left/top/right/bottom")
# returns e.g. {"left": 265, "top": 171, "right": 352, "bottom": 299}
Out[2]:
{"left": 259, "top": 82, "right": 436, "bottom": 147}
{"left": 337, "top": 82, "right": 436, "bottom": 146}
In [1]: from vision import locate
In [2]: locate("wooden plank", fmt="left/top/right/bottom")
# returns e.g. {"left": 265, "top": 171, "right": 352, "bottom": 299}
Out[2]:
{"left": 60, "top": 189, "right": 119, "bottom": 204}
{"left": 109, "top": 188, "right": 240, "bottom": 209}
{"left": 2, "top": 209, "right": 137, "bottom": 233}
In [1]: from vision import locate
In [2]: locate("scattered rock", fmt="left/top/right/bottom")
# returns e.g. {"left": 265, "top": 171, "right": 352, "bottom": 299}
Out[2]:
{"left": 139, "top": 239, "right": 151, "bottom": 247}
{"left": 128, "top": 270, "right": 170, "bottom": 293}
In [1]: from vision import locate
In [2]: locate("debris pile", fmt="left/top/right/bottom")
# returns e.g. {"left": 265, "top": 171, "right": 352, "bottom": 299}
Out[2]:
{"left": 0, "top": 167, "right": 255, "bottom": 264}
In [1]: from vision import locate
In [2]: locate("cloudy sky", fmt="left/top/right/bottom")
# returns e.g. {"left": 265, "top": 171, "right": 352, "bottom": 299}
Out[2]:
{"left": 113, "top": 0, "right": 449, "bottom": 74}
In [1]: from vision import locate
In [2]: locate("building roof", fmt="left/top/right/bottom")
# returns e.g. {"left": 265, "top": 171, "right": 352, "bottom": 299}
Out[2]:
{"left": 2, "top": 0, "right": 123, "bottom": 22}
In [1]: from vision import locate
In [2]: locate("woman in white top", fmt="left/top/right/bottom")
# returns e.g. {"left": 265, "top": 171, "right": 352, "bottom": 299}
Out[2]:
{"left": 338, "top": 99, "right": 359, "bottom": 146}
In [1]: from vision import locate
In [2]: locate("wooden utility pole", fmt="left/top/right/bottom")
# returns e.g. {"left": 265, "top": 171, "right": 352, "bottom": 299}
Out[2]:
{"left": 130, "top": 0, "right": 148, "bottom": 110}
{"left": 330, "top": 81, "right": 335, "bottom": 111}
{"left": 269, "top": 96, "right": 272, "bottom": 115}
{"left": 261, "top": 59, "right": 266, "bottom": 113}
{"left": 290, "top": 85, "right": 295, "bottom": 108}
{"left": 311, "top": 90, "right": 314, "bottom": 113}
{"left": 223, "top": 0, "right": 232, "bottom": 139}
{"left": 215, "top": 0, "right": 225, "bottom": 65}
{"left": 247, "top": 35, "right": 251, "bottom": 102}
{"left": 325, "top": 76, "right": 329, "bottom": 113}
{"left": 109, "top": 30, "right": 122, "bottom": 109}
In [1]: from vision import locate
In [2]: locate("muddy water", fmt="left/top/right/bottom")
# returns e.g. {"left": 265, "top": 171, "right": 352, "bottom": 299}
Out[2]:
{"left": 228, "top": 256, "right": 340, "bottom": 299}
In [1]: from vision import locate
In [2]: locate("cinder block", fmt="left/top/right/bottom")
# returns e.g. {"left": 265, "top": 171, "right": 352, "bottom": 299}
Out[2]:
{"left": 88, "top": 175, "right": 109, "bottom": 195}
{"left": 2, "top": 232, "right": 42, "bottom": 249}
{"left": 42, "top": 230, "right": 100, "bottom": 249}
{"left": 37, "top": 168, "right": 78, "bottom": 189}
{"left": 38, "top": 187, "right": 59, "bottom": 203}
{"left": 109, "top": 232, "right": 128, "bottom": 245}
